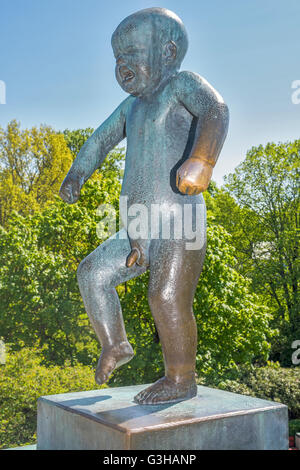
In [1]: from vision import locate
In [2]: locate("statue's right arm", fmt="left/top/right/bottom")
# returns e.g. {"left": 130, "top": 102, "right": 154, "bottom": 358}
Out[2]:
{"left": 59, "top": 95, "right": 134, "bottom": 204}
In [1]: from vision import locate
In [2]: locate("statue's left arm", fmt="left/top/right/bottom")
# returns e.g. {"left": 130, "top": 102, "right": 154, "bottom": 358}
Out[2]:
{"left": 59, "top": 95, "right": 134, "bottom": 204}
{"left": 174, "top": 71, "right": 229, "bottom": 195}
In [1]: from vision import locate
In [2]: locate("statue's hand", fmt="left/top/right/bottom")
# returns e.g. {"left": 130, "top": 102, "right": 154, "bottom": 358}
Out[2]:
{"left": 176, "top": 158, "right": 213, "bottom": 195}
{"left": 59, "top": 172, "right": 83, "bottom": 204}
{"left": 126, "top": 239, "right": 149, "bottom": 268}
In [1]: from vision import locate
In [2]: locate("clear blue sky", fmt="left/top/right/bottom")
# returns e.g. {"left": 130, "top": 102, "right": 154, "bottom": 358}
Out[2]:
{"left": 1, "top": 0, "right": 299, "bottom": 185}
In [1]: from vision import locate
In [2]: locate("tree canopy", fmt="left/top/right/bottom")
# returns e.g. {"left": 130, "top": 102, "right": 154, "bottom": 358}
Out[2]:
{"left": 212, "top": 141, "right": 299, "bottom": 364}
{"left": 0, "top": 120, "right": 73, "bottom": 225}
{"left": 0, "top": 122, "right": 296, "bottom": 379}
{"left": 0, "top": 172, "right": 274, "bottom": 382}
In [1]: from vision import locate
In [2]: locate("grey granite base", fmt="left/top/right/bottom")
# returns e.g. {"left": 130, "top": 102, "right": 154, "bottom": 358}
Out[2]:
{"left": 37, "top": 384, "right": 288, "bottom": 450}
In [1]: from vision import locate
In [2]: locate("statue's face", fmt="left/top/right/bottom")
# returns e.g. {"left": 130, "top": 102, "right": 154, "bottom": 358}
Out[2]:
{"left": 112, "top": 19, "right": 165, "bottom": 97}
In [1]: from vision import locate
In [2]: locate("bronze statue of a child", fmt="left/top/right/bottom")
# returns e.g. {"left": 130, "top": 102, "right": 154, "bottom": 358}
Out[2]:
{"left": 59, "top": 7, "right": 229, "bottom": 404}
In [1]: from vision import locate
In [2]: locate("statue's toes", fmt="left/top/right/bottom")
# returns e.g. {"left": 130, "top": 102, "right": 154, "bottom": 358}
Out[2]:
{"left": 133, "top": 390, "right": 146, "bottom": 404}
{"left": 95, "top": 370, "right": 107, "bottom": 385}
{"left": 134, "top": 387, "right": 153, "bottom": 404}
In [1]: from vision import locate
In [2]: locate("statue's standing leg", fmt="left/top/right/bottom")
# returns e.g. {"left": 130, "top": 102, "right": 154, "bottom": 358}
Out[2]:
{"left": 77, "top": 228, "right": 146, "bottom": 384}
{"left": 134, "top": 235, "right": 206, "bottom": 405}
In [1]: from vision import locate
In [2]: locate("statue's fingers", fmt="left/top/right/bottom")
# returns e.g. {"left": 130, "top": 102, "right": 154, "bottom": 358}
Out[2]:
{"left": 187, "top": 186, "right": 195, "bottom": 196}
{"left": 126, "top": 248, "right": 139, "bottom": 268}
{"left": 178, "top": 180, "right": 187, "bottom": 194}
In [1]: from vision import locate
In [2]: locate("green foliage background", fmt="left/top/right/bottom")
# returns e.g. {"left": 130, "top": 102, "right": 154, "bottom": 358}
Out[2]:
{"left": 211, "top": 141, "right": 300, "bottom": 365}
{"left": 0, "top": 179, "right": 274, "bottom": 382}
{"left": 0, "top": 121, "right": 299, "bottom": 448}
{"left": 0, "top": 348, "right": 105, "bottom": 449}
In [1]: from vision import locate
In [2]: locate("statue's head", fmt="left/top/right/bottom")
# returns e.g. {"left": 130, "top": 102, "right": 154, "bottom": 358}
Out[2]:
{"left": 111, "top": 7, "right": 188, "bottom": 97}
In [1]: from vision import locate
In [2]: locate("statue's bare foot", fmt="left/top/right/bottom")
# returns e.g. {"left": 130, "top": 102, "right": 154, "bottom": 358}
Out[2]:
{"left": 134, "top": 376, "right": 197, "bottom": 405}
{"left": 95, "top": 341, "right": 134, "bottom": 385}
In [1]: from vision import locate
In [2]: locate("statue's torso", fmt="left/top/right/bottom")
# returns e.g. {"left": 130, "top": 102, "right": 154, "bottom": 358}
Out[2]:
{"left": 123, "top": 77, "right": 205, "bottom": 204}
{"left": 120, "top": 76, "right": 206, "bottom": 238}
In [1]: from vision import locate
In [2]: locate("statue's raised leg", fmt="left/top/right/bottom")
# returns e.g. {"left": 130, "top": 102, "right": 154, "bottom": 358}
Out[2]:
{"left": 77, "top": 228, "right": 147, "bottom": 384}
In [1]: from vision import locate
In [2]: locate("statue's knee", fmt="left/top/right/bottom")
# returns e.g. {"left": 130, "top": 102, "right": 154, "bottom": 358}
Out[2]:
{"left": 77, "top": 255, "right": 100, "bottom": 287}
{"left": 77, "top": 255, "right": 111, "bottom": 290}
{"left": 148, "top": 287, "right": 174, "bottom": 312}
{"left": 77, "top": 257, "right": 90, "bottom": 285}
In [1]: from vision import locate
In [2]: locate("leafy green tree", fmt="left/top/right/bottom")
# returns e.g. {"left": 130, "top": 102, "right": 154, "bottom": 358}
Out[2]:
{"left": 0, "top": 348, "right": 105, "bottom": 449}
{"left": 0, "top": 150, "right": 123, "bottom": 365}
{"left": 213, "top": 141, "right": 300, "bottom": 364}
{"left": 0, "top": 120, "right": 73, "bottom": 225}
{"left": 63, "top": 127, "right": 94, "bottom": 157}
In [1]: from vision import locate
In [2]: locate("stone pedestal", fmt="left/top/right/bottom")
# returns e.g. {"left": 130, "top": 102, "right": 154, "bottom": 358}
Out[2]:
{"left": 37, "top": 384, "right": 288, "bottom": 450}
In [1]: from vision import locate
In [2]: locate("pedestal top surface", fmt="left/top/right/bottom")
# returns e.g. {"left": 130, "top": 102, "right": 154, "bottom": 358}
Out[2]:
{"left": 39, "top": 384, "right": 286, "bottom": 433}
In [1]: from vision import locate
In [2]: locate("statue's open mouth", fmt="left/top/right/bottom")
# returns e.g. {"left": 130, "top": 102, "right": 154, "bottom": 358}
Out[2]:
{"left": 119, "top": 66, "right": 135, "bottom": 83}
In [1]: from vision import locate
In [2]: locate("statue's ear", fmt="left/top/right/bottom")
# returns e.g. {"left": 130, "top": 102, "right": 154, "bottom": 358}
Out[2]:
{"left": 163, "top": 41, "right": 177, "bottom": 65}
